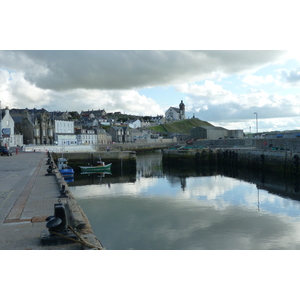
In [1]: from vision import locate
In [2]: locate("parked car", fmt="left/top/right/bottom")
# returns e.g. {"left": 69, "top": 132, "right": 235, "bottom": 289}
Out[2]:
{"left": 186, "top": 139, "right": 194, "bottom": 145}
{"left": 0, "top": 146, "right": 12, "bottom": 156}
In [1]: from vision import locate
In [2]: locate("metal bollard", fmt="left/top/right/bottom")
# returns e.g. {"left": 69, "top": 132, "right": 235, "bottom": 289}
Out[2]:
{"left": 60, "top": 185, "right": 68, "bottom": 198}
{"left": 45, "top": 165, "right": 55, "bottom": 176}
{"left": 46, "top": 203, "right": 68, "bottom": 232}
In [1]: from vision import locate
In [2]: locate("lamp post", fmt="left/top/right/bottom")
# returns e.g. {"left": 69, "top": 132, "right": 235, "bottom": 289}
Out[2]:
{"left": 0, "top": 101, "right": 2, "bottom": 146}
{"left": 254, "top": 112, "right": 258, "bottom": 137}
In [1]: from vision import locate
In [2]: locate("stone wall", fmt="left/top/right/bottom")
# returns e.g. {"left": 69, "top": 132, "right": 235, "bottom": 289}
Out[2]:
{"left": 193, "top": 138, "right": 300, "bottom": 151}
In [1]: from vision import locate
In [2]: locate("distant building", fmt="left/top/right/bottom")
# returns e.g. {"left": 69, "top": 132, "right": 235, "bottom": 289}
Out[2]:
{"left": 76, "top": 129, "right": 97, "bottom": 145}
{"left": 0, "top": 107, "right": 23, "bottom": 146}
{"left": 54, "top": 120, "right": 77, "bottom": 146}
{"left": 107, "top": 126, "right": 125, "bottom": 143}
{"left": 191, "top": 126, "right": 243, "bottom": 140}
{"left": 127, "top": 119, "right": 141, "bottom": 129}
{"left": 95, "top": 128, "right": 109, "bottom": 144}
{"left": 10, "top": 108, "right": 54, "bottom": 145}
{"left": 80, "top": 109, "right": 106, "bottom": 118}
{"left": 165, "top": 100, "right": 185, "bottom": 121}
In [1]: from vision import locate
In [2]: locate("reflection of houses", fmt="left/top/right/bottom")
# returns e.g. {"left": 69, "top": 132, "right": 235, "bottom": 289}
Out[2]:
{"left": 10, "top": 108, "right": 54, "bottom": 145}
{"left": 0, "top": 107, "right": 23, "bottom": 146}
{"left": 191, "top": 126, "right": 243, "bottom": 139}
{"left": 165, "top": 100, "right": 185, "bottom": 121}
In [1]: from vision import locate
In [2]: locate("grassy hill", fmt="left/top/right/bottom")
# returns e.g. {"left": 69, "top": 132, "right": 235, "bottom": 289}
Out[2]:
{"left": 149, "top": 118, "right": 213, "bottom": 135}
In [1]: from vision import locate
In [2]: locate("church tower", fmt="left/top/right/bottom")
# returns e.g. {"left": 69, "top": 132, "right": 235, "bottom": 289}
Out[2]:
{"left": 179, "top": 100, "right": 185, "bottom": 120}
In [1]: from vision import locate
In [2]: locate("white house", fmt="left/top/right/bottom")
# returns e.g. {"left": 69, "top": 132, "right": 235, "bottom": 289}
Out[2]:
{"left": 127, "top": 119, "right": 141, "bottom": 129}
{"left": 76, "top": 129, "right": 97, "bottom": 145}
{"left": 54, "top": 120, "right": 77, "bottom": 146}
{"left": 0, "top": 107, "right": 23, "bottom": 147}
{"left": 165, "top": 100, "right": 186, "bottom": 121}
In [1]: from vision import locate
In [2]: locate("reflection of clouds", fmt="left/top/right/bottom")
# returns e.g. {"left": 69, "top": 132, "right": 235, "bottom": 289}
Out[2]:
{"left": 185, "top": 176, "right": 241, "bottom": 201}
{"left": 80, "top": 194, "right": 300, "bottom": 250}
{"left": 71, "top": 174, "right": 300, "bottom": 219}
{"left": 70, "top": 177, "right": 160, "bottom": 199}
{"left": 73, "top": 173, "right": 300, "bottom": 249}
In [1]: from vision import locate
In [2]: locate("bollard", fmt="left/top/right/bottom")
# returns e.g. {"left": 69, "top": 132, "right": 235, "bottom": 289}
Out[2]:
{"left": 45, "top": 165, "right": 55, "bottom": 176}
{"left": 46, "top": 203, "right": 68, "bottom": 232}
{"left": 60, "top": 184, "right": 68, "bottom": 198}
{"left": 16, "top": 148, "right": 18, "bottom": 155}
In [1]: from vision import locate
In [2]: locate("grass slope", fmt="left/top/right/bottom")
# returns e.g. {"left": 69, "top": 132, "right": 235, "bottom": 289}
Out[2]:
{"left": 150, "top": 118, "right": 213, "bottom": 134}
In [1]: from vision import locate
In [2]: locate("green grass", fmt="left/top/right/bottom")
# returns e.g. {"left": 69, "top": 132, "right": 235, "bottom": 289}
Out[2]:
{"left": 149, "top": 118, "right": 213, "bottom": 134}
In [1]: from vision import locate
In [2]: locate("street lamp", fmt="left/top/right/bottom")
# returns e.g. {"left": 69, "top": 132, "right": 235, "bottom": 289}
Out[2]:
{"left": 254, "top": 112, "right": 258, "bottom": 137}
{"left": 0, "top": 101, "right": 2, "bottom": 146}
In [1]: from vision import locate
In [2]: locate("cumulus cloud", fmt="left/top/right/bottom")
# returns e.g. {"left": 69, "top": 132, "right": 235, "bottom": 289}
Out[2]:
{"left": 242, "top": 74, "right": 274, "bottom": 86}
{"left": 179, "top": 81, "right": 300, "bottom": 128}
{"left": 275, "top": 68, "right": 300, "bottom": 87}
{"left": 50, "top": 89, "right": 165, "bottom": 115}
{"left": 1, "top": 50, "right": 300, "bottom": 131}
{"left": 0, "top": 50, "right": 288, "bottom": 91}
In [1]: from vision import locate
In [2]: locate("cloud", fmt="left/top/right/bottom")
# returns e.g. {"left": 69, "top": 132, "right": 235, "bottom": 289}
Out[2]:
{"left": 0, "top": 50, "right": 288, "bottom": 91}
{"left": 180, "top": 81, "right": 300, "bottom": 128}
{"left": 0, "top": 50, "right": 298, "bottom": 130}
{"left": 275, "top": 68, "right": 300, "bottom": 87}
{"left": 242, "top": 74, "right": 274, "bottom": 86}
{"left": 0, "top": 68, "right": 165, "bottom": 115}
{"left": 54, "top": 89, "right": 165, "bottom": 115}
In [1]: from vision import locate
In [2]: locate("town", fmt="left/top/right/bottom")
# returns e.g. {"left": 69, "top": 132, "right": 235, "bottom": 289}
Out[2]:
{"left": 0, "top": 100, "right": 250, "bottom": 151}
{"left": 0, "top": 100, "right": 193, "bottom": 148}
{"left": 0, "top": 106, "right": 164, "bottom": 148}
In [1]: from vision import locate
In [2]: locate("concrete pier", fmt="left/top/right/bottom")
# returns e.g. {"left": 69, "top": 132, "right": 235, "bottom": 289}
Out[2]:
{"left": 0, "top": 151, "right": 104, "bottom": 250}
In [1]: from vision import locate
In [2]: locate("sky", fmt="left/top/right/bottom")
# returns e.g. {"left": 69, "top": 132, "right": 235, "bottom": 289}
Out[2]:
{"left": 1, "top": 2, "right": 300, "bottom": 135}
{"left": 2, "top": 50, "right": 300, "bottom": 133}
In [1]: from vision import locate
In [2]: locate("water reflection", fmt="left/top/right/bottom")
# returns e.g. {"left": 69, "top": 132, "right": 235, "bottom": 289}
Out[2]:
{"left": 69, "top": 152, "right": 300, "bottom": 250}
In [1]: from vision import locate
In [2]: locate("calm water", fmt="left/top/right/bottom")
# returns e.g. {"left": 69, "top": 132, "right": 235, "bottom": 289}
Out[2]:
{"left": 69, "top": 152, "right": 300, "bottom": 250}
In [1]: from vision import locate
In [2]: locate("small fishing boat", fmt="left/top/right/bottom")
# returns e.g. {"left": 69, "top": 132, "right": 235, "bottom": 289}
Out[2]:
{"left": 57, "top": 157, "right": 75, "bottom": 176}
{"left": 79, "top": 159, "right": 112, "bottom": 172}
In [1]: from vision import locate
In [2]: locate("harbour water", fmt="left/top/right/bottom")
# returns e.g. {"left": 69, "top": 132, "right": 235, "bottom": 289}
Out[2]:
{"left": 69, "top": 152, "right": 300, "bottom": 250}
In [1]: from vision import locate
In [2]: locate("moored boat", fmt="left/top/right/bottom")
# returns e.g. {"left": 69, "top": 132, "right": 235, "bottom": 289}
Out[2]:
{"left": 57, "top": 157, "right": 75, "bottom": 176}
{"left": 79, "top": 159, "right": 112, "bottom": 172}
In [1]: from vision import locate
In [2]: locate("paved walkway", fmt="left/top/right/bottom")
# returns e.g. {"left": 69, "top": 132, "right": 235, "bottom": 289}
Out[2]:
{"left": 0, "top": 152, "right": 91, "bottom": 250}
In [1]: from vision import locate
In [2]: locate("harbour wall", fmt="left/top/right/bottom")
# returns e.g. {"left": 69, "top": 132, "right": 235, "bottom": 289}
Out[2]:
{"left": 193, "top": 138, "right": 300, "bottom": 151}
{"left": 51, "top": 151, "right": 137, "bottom": 173}
{"left": 52, "top": 150, "right": 137, "bottom": 163}
{"left": 162, "top": 147, "right": 300, "bottom": 177}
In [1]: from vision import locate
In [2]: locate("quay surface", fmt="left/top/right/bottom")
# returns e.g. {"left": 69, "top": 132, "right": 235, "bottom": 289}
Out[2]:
{"left": 0, "top": 151, "right": 103, "bottom": 250}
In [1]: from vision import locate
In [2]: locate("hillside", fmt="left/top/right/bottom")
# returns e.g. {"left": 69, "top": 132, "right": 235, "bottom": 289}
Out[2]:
{"left": 149, "top": 118, "right": 213, "bottom": 134}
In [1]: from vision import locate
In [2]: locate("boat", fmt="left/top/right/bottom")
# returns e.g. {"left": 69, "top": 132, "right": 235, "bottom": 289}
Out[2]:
{"left": 57, "top": 157, "right": 75, "bottom": 176}
{"left": 79, "top": 159, "right": 112, "bottom": 172}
